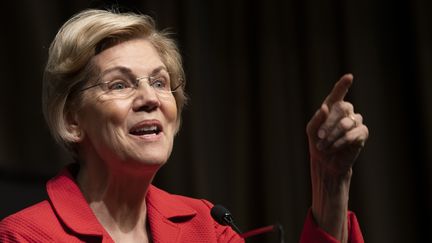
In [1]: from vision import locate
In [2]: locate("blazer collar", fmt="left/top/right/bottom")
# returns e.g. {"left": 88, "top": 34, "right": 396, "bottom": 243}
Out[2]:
{"left": 146, "top": 185, "right": 197, "bottom": 242}
{"left": 46, "top": 164, "right": 197, "bottom": 242}
{"left": 146, "top": 185, "right": 197, "bottom": 219}
{"left": 47, "top": 165, "right": 110, "bottom": 239}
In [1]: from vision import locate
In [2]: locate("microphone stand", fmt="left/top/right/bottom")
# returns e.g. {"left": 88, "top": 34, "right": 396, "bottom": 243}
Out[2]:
{"left": 240, "top": 223, "right": 285, "bottom": 243}
{"left": 211, "top": 205, "right": 285, "bottom": 243}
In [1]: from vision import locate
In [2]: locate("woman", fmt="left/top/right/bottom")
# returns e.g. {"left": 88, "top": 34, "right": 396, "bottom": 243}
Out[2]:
{"left": 0, "top": 9, "right": 368, "bottom": 243}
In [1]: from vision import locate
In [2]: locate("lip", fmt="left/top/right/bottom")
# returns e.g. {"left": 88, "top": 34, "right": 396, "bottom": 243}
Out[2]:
{"left": 129, "top": 119, "right": 163, "bottom": 141}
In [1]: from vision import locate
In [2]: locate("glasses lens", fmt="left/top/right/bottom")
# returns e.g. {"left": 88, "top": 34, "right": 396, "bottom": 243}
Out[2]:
{"left": 101, "top": 78, "right": 135, "bottom": 97}
{"left": 85, "top": 72, "right": 180, "bottom": 99}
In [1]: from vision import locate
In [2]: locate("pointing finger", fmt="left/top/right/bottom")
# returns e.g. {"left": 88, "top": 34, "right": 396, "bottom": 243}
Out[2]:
{"left": 323, "top": 73, "right": 354, "bottom": 106}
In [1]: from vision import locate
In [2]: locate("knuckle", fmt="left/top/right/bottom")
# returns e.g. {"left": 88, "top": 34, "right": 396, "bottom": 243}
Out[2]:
{"left": 344, "top": 131, "right": 357, "bottom": 142}
{"left": 339, "top": 117, "right": 353, "bottom": 130}
{"left": 332, "top": 101, "right": 345, "bottom": 113}
{"left": 332, "top": 101, "right": 354, "bottom": 115}
{"left": 345, "top": 102, "right": 354, "bottom": 112}
{"left": 356, "top": 113, "right": 363, "bottom": 123}
{"left": 363, "top": 125, "right": 370, "bottom": 137}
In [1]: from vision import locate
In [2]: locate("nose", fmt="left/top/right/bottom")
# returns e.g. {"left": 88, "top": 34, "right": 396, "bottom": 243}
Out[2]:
{"left": 131, "top": 80, "right": 160, "bottom": 112}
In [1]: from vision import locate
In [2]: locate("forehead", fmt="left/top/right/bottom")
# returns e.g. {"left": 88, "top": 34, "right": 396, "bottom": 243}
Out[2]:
{"left": 92, "top": 38, "right": 165, "bottom": 74}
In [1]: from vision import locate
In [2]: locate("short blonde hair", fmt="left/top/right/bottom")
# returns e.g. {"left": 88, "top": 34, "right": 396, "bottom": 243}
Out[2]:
{"left": 42, "top": 9, "right": 187, "bottom": 152}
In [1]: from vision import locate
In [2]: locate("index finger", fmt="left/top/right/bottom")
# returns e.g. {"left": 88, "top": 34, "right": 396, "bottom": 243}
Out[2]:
{"left": 323, "top": 73, "right": 354, "bottom": 106}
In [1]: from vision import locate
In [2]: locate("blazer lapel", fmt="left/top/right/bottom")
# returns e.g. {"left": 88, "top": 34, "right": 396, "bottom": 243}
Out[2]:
{"left": 146, "top": 185, "right": 197, "bottom": 242}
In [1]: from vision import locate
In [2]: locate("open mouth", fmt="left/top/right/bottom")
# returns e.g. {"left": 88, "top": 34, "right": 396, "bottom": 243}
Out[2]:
{"left": 129, "top": 123, "right": 162, "bottom": 136}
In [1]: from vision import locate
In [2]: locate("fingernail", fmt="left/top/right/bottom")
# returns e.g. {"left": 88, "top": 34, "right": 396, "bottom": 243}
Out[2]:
{"left": 318, "top": 129, "right": 326, "bottom": 139}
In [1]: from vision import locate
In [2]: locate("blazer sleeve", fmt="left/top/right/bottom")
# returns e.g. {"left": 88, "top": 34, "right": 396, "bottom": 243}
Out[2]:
{"left": 0, "top": 216, "right": 36, "bottom": 243}
{"left": 299, "top": 209, "right": 364, "bottom": 243}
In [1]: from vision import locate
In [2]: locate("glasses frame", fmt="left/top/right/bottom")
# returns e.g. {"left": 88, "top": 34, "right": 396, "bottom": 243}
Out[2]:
{"left": 79, "top": 73, "right": 184, "bottom": 97}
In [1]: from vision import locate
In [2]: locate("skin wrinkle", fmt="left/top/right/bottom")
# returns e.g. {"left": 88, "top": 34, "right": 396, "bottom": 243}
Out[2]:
{"left": 306, "top": 74, "right": 368, "bottom": 243}
{"left": 82, "top": 65, "right": 169, "bottom": 93}
{"left": 78, "top": 40, "right": 177, "bottom": 166}
{"left": 71, "top": 38, "right": 178, "bottom": 242}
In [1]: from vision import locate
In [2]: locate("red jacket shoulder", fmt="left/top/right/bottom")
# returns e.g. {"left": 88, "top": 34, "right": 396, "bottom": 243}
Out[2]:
{"left": 0, "top": 200, "right": 59, "bottom": 242}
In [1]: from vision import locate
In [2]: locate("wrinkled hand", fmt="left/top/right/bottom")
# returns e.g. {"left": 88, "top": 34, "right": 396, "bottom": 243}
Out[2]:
{"left": 306, "top": 74, "right": 369, "bottom": 177}
{"left": 306, "top": 74, "right": 369, "bottom": 242}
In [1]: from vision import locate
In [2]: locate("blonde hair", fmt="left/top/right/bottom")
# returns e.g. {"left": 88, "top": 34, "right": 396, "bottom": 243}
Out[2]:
{"left": 42, "top": 9, "right": 186, "bottom": 152}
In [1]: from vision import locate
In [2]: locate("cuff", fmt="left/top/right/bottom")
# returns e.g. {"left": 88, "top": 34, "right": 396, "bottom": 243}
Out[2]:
{"left": 299, "top": 209, "right": 364, "bottom": 243}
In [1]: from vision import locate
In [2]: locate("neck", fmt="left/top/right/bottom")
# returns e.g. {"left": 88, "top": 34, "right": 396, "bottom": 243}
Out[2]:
{"left": 76, "top": 154, "right": 158, "bottom": 242}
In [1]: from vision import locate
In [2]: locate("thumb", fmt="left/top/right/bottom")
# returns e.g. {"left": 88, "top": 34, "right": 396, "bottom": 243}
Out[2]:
{"left": 306, "top": 104, "right": 329, "bottom": 142}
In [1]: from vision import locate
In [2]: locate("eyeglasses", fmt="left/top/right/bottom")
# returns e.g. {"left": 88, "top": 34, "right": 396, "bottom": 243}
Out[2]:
{"left": 79, "top": 72, "right": 184, "bottom": 99}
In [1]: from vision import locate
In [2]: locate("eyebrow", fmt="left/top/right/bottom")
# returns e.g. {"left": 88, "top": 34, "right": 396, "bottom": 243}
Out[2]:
{"left": 99, "top": 65, "right": 168, "bottom": 79}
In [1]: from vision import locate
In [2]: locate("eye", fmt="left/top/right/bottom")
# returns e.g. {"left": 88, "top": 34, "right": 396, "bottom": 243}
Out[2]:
{"left": 107, "top": 79, "right": 132, "bottom": 90}
{"left": 150, "top": 76, "right": 169, "bottom": 90}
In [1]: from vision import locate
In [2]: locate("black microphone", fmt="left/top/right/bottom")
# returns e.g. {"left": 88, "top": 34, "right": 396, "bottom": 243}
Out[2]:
{"left": 210, "top": 204, "right": 242, "bottom": 234}
{"left": 211, "top": 204, "right": 285, "bottom": 243}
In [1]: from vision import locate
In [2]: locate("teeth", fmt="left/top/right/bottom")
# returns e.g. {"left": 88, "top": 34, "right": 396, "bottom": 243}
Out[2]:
{"left": 140, "top": 125, "right": 157, "bottom": 132}
{"left": 132, "top": 125, "right": 159, "bottom": 135}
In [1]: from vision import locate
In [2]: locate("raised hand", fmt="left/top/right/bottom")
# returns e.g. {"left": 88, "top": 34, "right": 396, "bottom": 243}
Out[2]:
{"left": 306, "top": 74, "right": 368, "bottom": 243}
{"left": 306, "top": 73, "right": 368, "bottom": 177}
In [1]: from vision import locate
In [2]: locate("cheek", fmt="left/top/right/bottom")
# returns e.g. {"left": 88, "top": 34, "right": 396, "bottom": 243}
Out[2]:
{"left": 82, "top": 99, "right": 131, "bottom": 136}
{"left": 100, "top": 99, "right": 131, "bottom": 126}
{"left": 163, "top": 98, "right": 178, "bottom": 127}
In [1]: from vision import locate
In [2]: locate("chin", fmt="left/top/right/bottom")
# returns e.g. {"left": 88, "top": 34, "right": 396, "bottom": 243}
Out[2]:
{"left": 117, "top": 139, "right": 173, "bottom": 170}
{"left": 115, "top": 156, "right": 166, "bottom": 176}
{"left": 128, "top": 151, "right": 169, "bottom": 167}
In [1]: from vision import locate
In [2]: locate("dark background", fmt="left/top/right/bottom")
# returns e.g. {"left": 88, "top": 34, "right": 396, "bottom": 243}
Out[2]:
{"left": 1, "top": 1, "right": 431, "bottom": 242}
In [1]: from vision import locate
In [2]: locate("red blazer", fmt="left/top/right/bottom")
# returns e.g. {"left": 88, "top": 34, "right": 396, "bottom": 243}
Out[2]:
{"left": 0, "top": 166, "right": 364, "bottom": 242}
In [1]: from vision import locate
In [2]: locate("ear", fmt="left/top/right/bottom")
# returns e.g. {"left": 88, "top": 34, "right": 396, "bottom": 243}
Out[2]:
{"left": 65, "top": 111, "right": 85, "bottom": 143}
